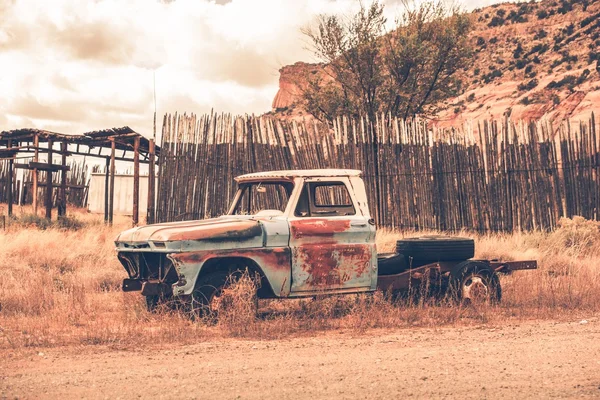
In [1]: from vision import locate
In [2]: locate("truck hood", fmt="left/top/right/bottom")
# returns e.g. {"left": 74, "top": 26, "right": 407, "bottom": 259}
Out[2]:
{"left": 116, "top": 217, "right": 264, "bottom": 244}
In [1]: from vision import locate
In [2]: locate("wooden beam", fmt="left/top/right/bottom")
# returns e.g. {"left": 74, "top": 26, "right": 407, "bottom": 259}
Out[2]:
{"left": 45, "top": 138, "right": 53, "bottom": 220}
{"left": 147, "top": 138, "right": 156, "bottom": 224}
{"left": 109, "top": 138, "right": 116, "bottom": 226}
{"left": 29, "top": 162, "right": 70, "bottom": 172}
{"left": 32, "top": 134, "right": 38, "bottom": 215}
{"left": 104, "top": 157, "right": 109, "bottom": 224}
{"left": 7, "top": 139, "right": 13, "bottom": 217}
{"left": 59, "top": 142, "right": 67, "bottom": 217}
{"left": 133, "top": 136, "right": 140, "bottom": 226}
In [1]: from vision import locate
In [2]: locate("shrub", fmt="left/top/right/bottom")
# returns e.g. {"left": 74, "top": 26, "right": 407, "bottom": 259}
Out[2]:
{"left": 537, "top": 9, "right": 548, "bottom": 19}
{"left": 557, "top": 0, "right": 573, "bottom": 14}
{"left": 489, "top": 37, "right": 498, "bottom": 44}
{"left": 531, "top": 43, "right": 549, "bottom": 54}
{"left": 483, "top": 69, "right": 503, "bottom": 83}
{"left": 518, "top": 78, "right": 539, "bottom": 91}
{"left": 546, "top": 74, "right": 577, "bottom": 89}
{"left": 513, "top": 43, "right": 524, "bottom": 58}
{"left": 488, "top": 16, "right": 505, "bottom": 27}
{"left": 552, "top": 94, "right": 561, "bottom": 105}
{"left": 467, "top": 93, "right": 476, "bottom": 101}
{"left": 476, "top": 37, "right": 486, "bottom": 46}
{"left": 515, "top": 59, "right": 528, "bottom": 69}
{"left": 519, "top": 96, "right": 531, "bottom": 105}
{"left": 534, "top": 29, "right": 548, "bottom": 40}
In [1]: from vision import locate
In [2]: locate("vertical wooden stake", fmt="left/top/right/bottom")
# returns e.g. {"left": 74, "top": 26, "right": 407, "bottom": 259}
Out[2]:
{"left": 133, "top": 136, "right": 140, "bottom": 226}
{"left": 147, "top": 139, "right": 156, "bottom": 224}
{"left": 104, "top": 157, "right": 109, "bottom": 224}
{"left": 59, "top": 142, "right": 67, "bottom": 217}
{"left": 32, "top": 134, "right": 39, "bottom": 215}
{"left": 7, "top": 139, "right": 13, "bottom": 217}
{"left": 109, "top": 138, "right": 116, "bottom": 226}
{"left": 45, "top": 138, "right": 53, "bottom": 220}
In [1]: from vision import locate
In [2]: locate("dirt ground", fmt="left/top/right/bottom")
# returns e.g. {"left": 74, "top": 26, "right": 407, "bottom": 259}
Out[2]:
{"left": 1, "top": 318, "right": 599, "bottom": 399}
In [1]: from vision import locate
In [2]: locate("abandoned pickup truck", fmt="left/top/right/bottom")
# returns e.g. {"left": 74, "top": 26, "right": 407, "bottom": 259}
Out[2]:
{"left": 116, "top": 169, "right": 537, "bottom": 316}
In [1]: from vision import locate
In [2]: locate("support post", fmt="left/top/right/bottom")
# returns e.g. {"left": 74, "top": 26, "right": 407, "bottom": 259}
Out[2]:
{"left": 104, "top": 157, "right": 109, "bottom": 224}
{"left": 109, "top": 138, "right": 116, "bottom": 226}
{"left": 59, "top": 142, "right": 67, "bottom": 217}
{"left": 32, "top": 134, "right": 39, "bottom": 215}
{"left": 147, "top": 139, "right": 156, "bottom": 224}
{"left": 45, "top": 138, "right": 53, "bottom": 220}
{"left": 7, "top": 139, "right": 13, "bottom": 217}
{"left": 133, "top": 136, "right": 140, "bottom": 226}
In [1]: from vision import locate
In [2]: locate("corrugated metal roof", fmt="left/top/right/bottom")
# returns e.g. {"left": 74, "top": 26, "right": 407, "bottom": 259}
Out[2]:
{"left": 235, "top": 169, "right": 362, "bottom": 181}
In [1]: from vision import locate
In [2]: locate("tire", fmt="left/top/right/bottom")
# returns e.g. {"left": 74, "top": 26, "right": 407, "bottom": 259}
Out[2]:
{"left": 449, "top": 261, "right": 501, "bottom": 305}
{"left": 188, "top": 270, "right": 258, "bottom": 321}
{"left": 145, "top": 294, "right": 177, "bottom": 313}
{"left": 188, "top": 271, "right": 230, "bottom": 321}
{"left": 396, "top": 236, "right": 474, "bottom": 261}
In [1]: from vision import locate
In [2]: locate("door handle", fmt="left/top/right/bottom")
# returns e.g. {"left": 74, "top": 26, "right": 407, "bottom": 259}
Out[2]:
{"left": 350, "top": 222, "right": 367, "bottom": 227}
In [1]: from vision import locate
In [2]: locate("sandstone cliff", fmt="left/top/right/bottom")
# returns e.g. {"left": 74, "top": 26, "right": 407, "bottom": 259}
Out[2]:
{"left": 271, "top": 0, "right": 600, "bottom": 125}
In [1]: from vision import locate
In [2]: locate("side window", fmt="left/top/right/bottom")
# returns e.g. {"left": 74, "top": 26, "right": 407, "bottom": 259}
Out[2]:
{"left": 295, "top": 182, "right": 356, "bottom": 217}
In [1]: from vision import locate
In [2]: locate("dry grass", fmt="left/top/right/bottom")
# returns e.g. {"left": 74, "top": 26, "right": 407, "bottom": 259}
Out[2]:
{"left": 1, "top": 206, "right": 599, "bottom": 350}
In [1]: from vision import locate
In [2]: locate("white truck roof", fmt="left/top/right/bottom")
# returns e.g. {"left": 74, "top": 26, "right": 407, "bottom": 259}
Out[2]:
{"left": 235, "top": 169, "right": 362, "bottom": 182}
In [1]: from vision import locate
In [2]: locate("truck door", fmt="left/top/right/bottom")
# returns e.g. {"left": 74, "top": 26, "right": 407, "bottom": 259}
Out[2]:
{"left": 288, "top": 178, "right": 375, "bottom": 294}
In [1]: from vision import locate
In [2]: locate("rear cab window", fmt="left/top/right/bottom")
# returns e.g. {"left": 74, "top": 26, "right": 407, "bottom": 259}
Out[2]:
{"left": 295, "top": 181, "right": 356, "bottom": 217}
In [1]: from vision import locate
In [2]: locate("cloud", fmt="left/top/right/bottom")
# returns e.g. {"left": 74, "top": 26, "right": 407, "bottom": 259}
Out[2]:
{"left": 0, "top": 0, "right": 502, "bottom": 137}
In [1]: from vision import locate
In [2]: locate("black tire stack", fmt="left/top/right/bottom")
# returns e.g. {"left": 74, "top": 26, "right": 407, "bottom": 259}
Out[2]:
{"left": 396, "top": 236, "right": 475, "bottom": 262}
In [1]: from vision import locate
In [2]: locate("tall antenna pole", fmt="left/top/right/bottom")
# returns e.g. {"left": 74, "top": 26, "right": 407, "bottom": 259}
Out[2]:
{"left": 147, "top": 70, "right": 157, "bottom": 224}
{"left": 153, "top": 70, "right": 157, "bottom": 141}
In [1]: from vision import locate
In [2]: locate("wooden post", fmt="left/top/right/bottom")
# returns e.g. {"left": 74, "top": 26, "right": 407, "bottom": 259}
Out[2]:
{"left": 32, "top": 134, "right": 39, "bottom": 215}
{"left": 147, "top": 139, "right": 156, "bottom": 224}
{"left": 45, "top": 138, "right": 53, "bottom": 220}
{"left": 7, "top": 139, "right": 13, "bottom": 217}
{"left": 133, "top": 136, "right": 140, "bottom": 226}
{"left": 109, "top": 138, "right": 116, "bottom": 226}
{"left": 59, "top": 142, "right": 67, "bottom": 217}
{"left": 104, "top": 157, "right": 109, "bottom": 224}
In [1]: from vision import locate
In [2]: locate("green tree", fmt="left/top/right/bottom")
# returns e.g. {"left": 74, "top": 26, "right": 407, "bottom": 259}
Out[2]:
{"left": 302, "top": 0, "right": 472, "bottom": 121}
{"left": 301, "top": 1, "right": 386, "bottom": 121}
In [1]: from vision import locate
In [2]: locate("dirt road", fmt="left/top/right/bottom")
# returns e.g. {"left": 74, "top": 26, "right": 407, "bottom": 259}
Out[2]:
{"left": 2, "top": 319, "right": 600, "bottom": 399}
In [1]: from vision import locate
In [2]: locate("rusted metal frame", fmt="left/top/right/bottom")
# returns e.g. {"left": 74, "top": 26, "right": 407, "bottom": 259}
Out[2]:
{"left": 59, "top": 142, "right": 67, "bottom": 217}
{"left": 491, "top": 260, "right": 537, "bottom": 273}
{"left": 45, "top": 138, "right": 53, "bottom": 220}
{"left": 133, "top": 136, "right": 140, "bottom": 226}
{"left": 7, "top": 139, "right": 13, "bottom": 217}
{"left": 376, "top": 262, "right": 454, "bottom": 292}
{"left": 109, "top": 138, "right": 116, "bottom": 226}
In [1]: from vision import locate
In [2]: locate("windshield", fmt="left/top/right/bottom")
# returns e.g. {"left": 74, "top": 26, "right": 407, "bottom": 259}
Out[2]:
{"left": 229, "top": 181, "right": 294, "bottom": 216}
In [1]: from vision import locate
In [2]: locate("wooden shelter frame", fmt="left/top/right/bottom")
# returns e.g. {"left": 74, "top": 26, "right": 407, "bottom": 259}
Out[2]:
{"left": 0, "top": 126, "right": 159, "bottom": 226}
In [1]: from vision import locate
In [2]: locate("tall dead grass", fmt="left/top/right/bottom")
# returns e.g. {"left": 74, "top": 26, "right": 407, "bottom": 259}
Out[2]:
{"left": 1, "top": 207, "right": 599, "bottom": 350}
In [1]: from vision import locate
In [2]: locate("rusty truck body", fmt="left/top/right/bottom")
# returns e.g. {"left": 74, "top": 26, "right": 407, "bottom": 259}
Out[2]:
{"left": 116, "top": 169, "right": 536, "bottom": 315}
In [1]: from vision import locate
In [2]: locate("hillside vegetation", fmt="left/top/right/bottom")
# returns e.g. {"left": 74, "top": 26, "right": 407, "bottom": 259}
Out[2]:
{"left": 271, "top": 0, "right": 600, "bottom": 126}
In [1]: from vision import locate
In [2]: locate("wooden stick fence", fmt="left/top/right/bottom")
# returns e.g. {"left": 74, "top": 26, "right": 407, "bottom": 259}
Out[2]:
{"left": 0, "top": 159, "right": 89, "bottom": 209}
{"left": 157, "top": 112, "right": 599, "bottom": 232}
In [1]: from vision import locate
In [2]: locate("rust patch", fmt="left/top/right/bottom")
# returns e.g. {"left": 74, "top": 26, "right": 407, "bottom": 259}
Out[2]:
{"left": 290, "top": 219, "right": 351, "bottom": 239}
{"left": 294, "top": 244, "right": 372, "bottom": 287}
{"left": 167, "top": 222, "right": 263, "bottom": 242}
{"left": 170, "top": 247, "right": 291, "bottom": 270}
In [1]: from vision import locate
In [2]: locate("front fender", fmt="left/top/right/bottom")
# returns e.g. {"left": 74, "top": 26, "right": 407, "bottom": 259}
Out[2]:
{"left": 168, "top": 247, "right": 292, "bottom": 297}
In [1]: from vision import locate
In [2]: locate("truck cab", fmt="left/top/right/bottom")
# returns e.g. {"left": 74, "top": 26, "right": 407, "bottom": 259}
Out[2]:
{"left": 116, "top": 169, "right": 377, "bottom": 313}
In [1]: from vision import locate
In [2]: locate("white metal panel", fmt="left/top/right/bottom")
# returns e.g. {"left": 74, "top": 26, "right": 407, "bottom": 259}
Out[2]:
{"left": 88, "top": 173, "right": 156, "bottom": 216}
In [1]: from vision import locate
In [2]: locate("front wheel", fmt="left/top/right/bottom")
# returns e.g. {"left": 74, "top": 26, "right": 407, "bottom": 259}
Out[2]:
{"left": 145, "top": 294, "right": 178, "bottom": 312}
{"left": 187, "top": 270, "right": 258, "bottom": 321}
{"left": 449, "top": 263, "right": 501, "bottom": 305}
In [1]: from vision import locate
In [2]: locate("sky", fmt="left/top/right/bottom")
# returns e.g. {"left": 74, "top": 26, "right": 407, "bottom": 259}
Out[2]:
{"left": 0, "top": 0, "right": 501, "bottom": 139}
